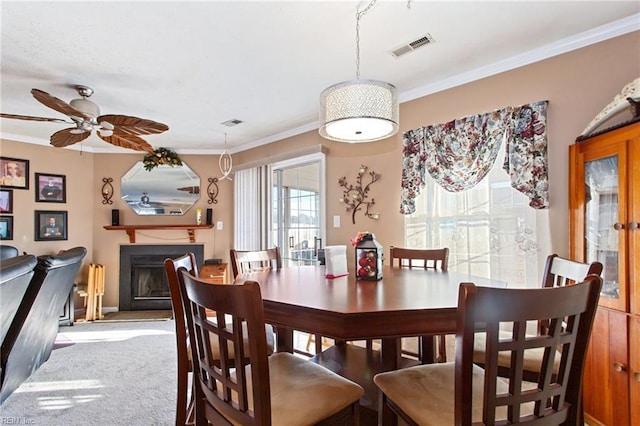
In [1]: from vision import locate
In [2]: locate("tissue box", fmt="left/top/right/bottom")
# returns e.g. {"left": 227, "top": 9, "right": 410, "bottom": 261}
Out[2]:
{"left": 324, "top": 245, "right": 348, "bottom": 278}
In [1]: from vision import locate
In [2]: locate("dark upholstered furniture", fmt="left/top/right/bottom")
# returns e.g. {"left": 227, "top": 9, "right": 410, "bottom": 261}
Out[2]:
{"left": 0, "top": 247, "right": 86, "bottom": 404}
{"left": 0, "top": 245, "right": 19, "bottom": 261}
{"left": 0, "top": 255, "right": 37, "bottom": 350}
{"left": 0, "top": 254, "right": 37, "bottom": 397}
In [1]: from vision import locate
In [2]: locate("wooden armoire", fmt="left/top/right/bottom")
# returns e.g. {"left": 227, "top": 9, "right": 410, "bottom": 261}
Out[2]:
{"left": 569, "top": 120, "right": 639, "bottom": 426}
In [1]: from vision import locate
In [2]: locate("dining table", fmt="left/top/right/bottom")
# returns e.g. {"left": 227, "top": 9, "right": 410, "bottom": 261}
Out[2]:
{"left": 233, "top": 265, "right": 507, "bottom": 425}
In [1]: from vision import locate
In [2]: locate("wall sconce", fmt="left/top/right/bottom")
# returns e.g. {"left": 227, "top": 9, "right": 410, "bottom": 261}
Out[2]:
{"left": 338, "top": 165, "right": 380, "bottom": 224}
{"left": 101, "top": 177, "right": 114, "bottom": 204}
{"left": 207, "top": 177, "right": 219, "bottom": 204}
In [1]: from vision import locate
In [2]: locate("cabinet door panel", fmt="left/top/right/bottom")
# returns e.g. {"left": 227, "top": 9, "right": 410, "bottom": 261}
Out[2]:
{"left": 584, "top": 309, "right": 610, "bottom": 423}
{"left": 609, "top": 311, "right": 630, "bottom": 426}
{"left": 630, "top": 141, "right": 640, "bottom": 316}
{"left": 630, "top": 316, "right": 640, "bottom": 426}
{"left": 584, "top": 309, "right": 629, "bottom": 426}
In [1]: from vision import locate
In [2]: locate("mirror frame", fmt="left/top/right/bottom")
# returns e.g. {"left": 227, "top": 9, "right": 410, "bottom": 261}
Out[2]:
{"left": 121, "top": 161, "right": 200, "bottom": 216}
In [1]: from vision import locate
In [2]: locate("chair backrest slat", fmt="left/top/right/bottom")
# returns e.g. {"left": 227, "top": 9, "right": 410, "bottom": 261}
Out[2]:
{"left": 542, "top": 253, "right": 603, "bottom": 289}
{"left": 230, "top": 247, "right": 281, "bottom": 278}
{"left": 389, "top": 246, "right": 449, "bottom": 270}
{"left": 538, "top": 254, "right": 602, "bottom": 334}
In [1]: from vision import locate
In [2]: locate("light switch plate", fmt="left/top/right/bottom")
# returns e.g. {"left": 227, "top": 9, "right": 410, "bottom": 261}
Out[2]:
{"left": 333, "top": 215, "right": 340, "bottom": 228}
{"left": 216, "top": 221, "right": 223, "bottom": 230}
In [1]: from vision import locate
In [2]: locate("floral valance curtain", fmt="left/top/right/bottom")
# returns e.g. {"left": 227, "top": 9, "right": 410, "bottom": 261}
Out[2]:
{"left": 400, "top": 100, "right": 549, "bottom": 214}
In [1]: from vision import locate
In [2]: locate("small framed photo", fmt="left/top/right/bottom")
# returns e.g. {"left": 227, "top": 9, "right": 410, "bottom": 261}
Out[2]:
{"left": 35, "top": 173, "right": 66, "bottom": 203}
{"left": 0, "top": 216, "right": 13, "bottom": 240}
{"left": 0, "top": 189, "right": 13, "bottom": 213}
{"left": 0, "top": 157, "right": 30, "bottom": 190}
{"left": 35, "top": 210, "right": 68, "bottom": 241}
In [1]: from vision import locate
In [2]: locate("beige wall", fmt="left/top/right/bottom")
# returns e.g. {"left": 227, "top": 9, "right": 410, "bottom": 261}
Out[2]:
{"left": 0, "top": 142, "right": 96, "bottom": 278}
{"left": 2, "top": 31, "right": 638, "bottom": 310}
{"left": 0, "top": 144, "right": 235, "bottom": 308}
{"left": 237, "top": 31, "right": 640, "bottom": 261}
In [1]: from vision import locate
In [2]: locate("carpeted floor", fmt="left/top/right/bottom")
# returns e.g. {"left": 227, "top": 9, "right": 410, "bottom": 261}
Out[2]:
{"left": 0, "top": 320, "right": 177, "bottom": 425}
{"left": 97, "top": 310, "right": 173, "bottom": 322}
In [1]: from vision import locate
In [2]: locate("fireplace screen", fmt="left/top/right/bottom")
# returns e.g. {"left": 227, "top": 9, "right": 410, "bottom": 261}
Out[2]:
{"left": 130, "top": 255, "right": 170, "bottom": 308}
{"left": 132, "top": 265, "right": 169, "bottom": 299}
{"left": 119, "top": 244, "right": 204, "bottom": 311}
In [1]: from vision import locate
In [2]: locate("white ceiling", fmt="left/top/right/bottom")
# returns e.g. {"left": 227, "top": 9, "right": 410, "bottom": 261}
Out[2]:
{"left": 1, "top": 1, "right": 639, "bottom": 155}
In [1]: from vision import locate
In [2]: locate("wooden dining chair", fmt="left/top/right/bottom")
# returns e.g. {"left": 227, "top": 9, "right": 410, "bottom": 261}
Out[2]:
{"left": 180, "top": 270, "right": 364, "bottom": 425}
{"left": 389, "top": 246, "right": 450, "bottom": 363}
{"left": 373, "top": 275, "right": 602, "bottom": 425}
{"left": 164, "top": 253, "right": 275, "bottom": 426}
{"left": 230, "top": 247, "right": 327, "bottom": 356}
{"left": 229, "top": 247, "right": 282, "bottom": 278}
{"left": 164, "top": 253, "right": 198, "bottom": 426}
{"left": 473, "top": 254, "right": 603, "bottom": 382}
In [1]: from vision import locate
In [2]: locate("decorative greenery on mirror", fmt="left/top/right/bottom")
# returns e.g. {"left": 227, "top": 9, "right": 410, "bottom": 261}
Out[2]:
{"left": 121, "top": 161, "right": 200, "bottom": 215}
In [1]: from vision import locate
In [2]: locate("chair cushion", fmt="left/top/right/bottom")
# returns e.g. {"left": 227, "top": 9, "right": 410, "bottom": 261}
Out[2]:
{"left": 374, "top": 363, "right": 533, "bottom": 425}
{"left": 473, "top": 330, "right": 561, "bottom": 374}
{"left": 244, "top": 352, "right": 364, "bottom": 426}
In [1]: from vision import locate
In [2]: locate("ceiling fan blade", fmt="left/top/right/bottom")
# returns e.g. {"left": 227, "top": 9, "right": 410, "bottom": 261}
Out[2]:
{"left": 0, "top": 112, "right": 70, "bottom": 123}
{"left": 50, "top": 128, "right": 91, "bottom": 148}
{"left": 99, "top": 114, "right": 169, "bottom": 135}
{"left": 31, "top": 88, "right": 91, "bottom": 120}
{"left": 98, "top": 131, "right": 154, "bottom": 152}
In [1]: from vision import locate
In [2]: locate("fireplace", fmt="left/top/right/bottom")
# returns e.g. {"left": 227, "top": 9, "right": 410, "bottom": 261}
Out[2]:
{"left": 119, "top": 245, "right": 204, "bottom": 310}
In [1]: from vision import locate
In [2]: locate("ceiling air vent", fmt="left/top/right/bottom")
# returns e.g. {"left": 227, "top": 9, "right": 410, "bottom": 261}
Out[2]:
{"left": 391, "top": 33, "right": 434, "bottom": 58}
{"left": 221, "top": 119, "right": 243, "bottom": 127}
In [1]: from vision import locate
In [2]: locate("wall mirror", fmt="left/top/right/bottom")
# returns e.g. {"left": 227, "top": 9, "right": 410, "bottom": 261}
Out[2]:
{"left": 121, "top": 161, "right": 200, "bottom": 215}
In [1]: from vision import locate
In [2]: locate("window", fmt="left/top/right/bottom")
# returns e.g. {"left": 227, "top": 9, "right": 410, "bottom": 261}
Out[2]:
{"left": 404, "top": 148, "right": 549, "bottom": 288}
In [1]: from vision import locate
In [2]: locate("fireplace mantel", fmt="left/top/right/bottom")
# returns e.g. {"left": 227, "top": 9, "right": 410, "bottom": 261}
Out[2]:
{"left": 104, "top": 224, "right": 213, "bottom": 243}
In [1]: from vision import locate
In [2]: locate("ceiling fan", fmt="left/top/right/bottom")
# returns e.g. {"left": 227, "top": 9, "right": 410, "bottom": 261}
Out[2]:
{"left": 0, "top": 85, "right": 169, "bottom": 152}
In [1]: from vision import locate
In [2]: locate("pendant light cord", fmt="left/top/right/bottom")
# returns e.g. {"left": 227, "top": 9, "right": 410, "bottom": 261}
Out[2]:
{"left": 355, "top": 0, "right": 377, "bottom": 80}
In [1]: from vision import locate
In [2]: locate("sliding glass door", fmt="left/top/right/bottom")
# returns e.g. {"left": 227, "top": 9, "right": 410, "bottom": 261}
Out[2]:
{"left": 272, "top": 154, "right": 325, "bottom": 266}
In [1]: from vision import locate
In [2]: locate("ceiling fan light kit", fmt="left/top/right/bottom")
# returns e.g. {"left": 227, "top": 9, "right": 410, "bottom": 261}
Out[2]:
{"left": 319, "top": 0, "right": 399, "bottom": 143}
{"left": 0, "top": 85, "right": 169, "bottom": 153}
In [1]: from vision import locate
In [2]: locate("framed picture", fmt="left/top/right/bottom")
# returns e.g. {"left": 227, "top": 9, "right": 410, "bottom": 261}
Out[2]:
{"left": 0, "top": 157, "right": 29, "bottom": 190}
{"left": 0, "top": 216, "right": 13, "bottom": 240}
{"left": 35, "top": 173, "right": 66, "bottom": 203}
{"left": 35, "top": 210, "right": 68, "bottom": 241}
{"left": 0, "top": 189, "right": 13, "bottom": 213}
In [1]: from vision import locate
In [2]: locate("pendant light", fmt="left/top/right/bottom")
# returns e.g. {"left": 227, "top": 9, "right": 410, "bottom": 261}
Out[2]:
{"left": 219, "top": 133, "right": 233, "bottom": 180}
{"left": 319, "top": 0, "right": 399, "bottom": 143}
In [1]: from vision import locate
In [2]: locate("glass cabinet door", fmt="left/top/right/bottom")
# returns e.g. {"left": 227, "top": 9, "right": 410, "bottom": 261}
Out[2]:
{"left": 584, "top": 155, "right": 620, "bottom": 300}
{"left": 579, "top": 142, "right": 629, "bottom": 312}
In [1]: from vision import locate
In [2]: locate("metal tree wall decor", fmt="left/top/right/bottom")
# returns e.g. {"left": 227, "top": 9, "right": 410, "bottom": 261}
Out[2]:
{"left": 338, "top": 165, "right": 380, "bottom": 224}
